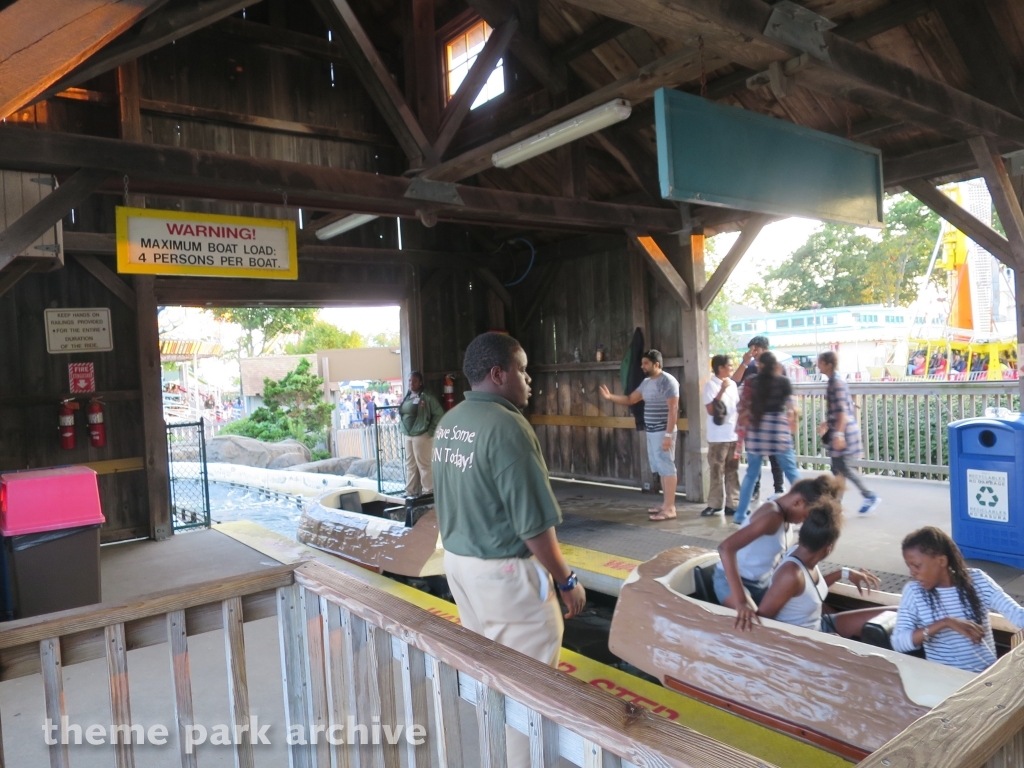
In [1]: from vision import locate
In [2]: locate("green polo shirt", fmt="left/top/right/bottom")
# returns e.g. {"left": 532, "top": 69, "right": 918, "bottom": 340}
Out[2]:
{"left": 433, "top": 391, "right": 562, "bottom": 559}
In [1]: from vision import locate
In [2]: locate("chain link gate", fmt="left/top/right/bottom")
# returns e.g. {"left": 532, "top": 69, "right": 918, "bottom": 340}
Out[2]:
{"left": 166, "top": 419, "right": 211, "bottom": 532}
{"left": 374, "top": 405, "right": 406, "bottom": 495}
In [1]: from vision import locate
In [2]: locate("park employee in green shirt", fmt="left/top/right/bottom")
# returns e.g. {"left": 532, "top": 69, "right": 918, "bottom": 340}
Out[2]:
{"left": 434, "top": 333, "right": 586, "bottom": 766}
{"left": 398, "top": 371, "right": 444, "bottom": 498}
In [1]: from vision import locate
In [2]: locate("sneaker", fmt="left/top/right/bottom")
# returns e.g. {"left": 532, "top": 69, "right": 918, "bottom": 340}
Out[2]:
{"left": 724, "top": 507, "right": 737, "bottom": 516}
{"left": 700, "top": 507, "right": 719, "bottom": 517}
{"left": 858, "top": 495, "right": 881, "bottom": 515}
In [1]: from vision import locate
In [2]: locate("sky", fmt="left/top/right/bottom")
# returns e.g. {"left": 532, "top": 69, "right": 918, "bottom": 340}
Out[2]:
{"left": 708, "top": 216, "right": 822, "bottom": 301}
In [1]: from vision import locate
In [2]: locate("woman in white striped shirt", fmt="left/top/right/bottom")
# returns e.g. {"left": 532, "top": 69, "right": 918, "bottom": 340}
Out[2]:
{"left": 892, "top": 527, "right": 1024, "bottom": 673}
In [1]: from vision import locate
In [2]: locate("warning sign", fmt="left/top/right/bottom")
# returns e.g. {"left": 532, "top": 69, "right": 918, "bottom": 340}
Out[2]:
{"left": 44, "top": 308, "right": 113, "bottom": 353}
{"left": 69, "top": 362, "right": 96, "bottom": 394}
{"left": 116, "top": 206, "right": 297, "bottom": 280}
{"left": 966, "top": 468, "right": 1009, "bottom": 522}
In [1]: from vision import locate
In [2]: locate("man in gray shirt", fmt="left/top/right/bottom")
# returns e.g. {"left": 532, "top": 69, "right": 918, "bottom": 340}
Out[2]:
{"left": 599, "top": 349, "right": 680, "bottom": 519}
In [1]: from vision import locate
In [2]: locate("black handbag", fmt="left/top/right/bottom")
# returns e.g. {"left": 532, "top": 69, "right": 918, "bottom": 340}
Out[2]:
{"left": 712, "top": 398, "right": 727, "bottom": 426}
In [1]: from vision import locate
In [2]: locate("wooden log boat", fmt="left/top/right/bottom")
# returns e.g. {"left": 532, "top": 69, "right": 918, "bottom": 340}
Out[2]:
{"left": 609, "top": 545, "right": 977, "bottom": 761}
{"left": 297, "top": 488, "right": 444, "bottom": 578}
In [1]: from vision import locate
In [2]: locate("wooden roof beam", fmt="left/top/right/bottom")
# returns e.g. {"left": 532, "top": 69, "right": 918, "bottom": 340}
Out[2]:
{"left": 932, "top": 0, "right": 1024, "bottom": 117}
{"left": 434, "top": 19, "right": 518, "bottom": 159}
{"left": 883, "top": 138, "right": 1022, "bottom": 188}
{"left": 0, "top": 0, "right": 169, "bottom": 119}
{"left": 698, "top": 214, "right": 770, "bottom": 309}
{"left": 628, "top": 231, "right": 692, "bottom": 310}
{"left": 551, "top": 18, "right": 632, "bottom": 67}
{"left": 31, "top": 0, "right": 256, "bottom": 106}
{"left": 465, "top": 0, "right": 566, "bottom": 94}
{"left": 424, "top": 44, "right": 721, "bottom": 183}
{"left": 0, "top": 127, "right": 679, "bottom": 233}
{"left": 689, "top": 0, "right": 934, "bottom": 102}
{"left": 902, "top": 179, "right": 1015, "bottom": 267}
{"left": 969, "top": 137, "right": 1024, "bottom": 267}
{"left": 314, "top": 0, "right": 437, "bottom": 168}
{"left": 562, "top": 0, "right": 1024, "bottom": 145}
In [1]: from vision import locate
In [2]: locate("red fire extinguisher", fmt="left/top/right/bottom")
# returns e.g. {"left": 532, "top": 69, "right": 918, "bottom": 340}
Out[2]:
{"left": 59, "top": 400, "right": 77, "bottom": 450}
{"left": 443, "top": 374, "right": 456, "bottom": 411}
{"left": 87, "top": 398, "right": 106, "bottom": 448}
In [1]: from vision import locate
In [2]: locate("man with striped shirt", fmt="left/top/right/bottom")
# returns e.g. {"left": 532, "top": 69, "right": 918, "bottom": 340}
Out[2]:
{"left": 600, "top": 349, "right": 679, "bottom": 520}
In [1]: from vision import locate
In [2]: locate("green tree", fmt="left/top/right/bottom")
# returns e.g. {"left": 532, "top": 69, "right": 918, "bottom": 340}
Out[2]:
{"left": 285, "top": 320, "right": 366, "bottom": 353}
{"left": 220, "top": 359, "right": 333, "bottom": 455}
{"left": 746, "top": 193, "right": 940, "bottom": 311}
{"left": 209, "top": 308, "right": 317, "bottom": 357}
{"left": 369, "top": 330, "right": 400, "bottom": 348}
{"left": 703, "top": 235, "right": 739, "bottom": 354}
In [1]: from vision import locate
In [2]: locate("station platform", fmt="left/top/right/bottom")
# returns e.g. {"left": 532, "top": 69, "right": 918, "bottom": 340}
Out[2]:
{"left": 551, "top": 469, "right": 1024, "bottom": 600}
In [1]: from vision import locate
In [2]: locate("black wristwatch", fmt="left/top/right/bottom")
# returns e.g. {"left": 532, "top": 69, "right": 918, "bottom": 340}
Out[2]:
{"left": 556, "top": 571, "right": 579, "bottom": 591}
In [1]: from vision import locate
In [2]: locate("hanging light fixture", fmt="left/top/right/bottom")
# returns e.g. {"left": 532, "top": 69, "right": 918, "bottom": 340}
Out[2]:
{"left": 315, "top": 213, "right": 379, "bottom": 240}
{"left": 491, "top": 99, "right": 632, "bottom": 169}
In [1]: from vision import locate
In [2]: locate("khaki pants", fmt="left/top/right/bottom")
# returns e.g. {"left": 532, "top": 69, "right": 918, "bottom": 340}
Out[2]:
{"left": 443, "top": 551, "right": 563, "bottom": 768}
{"left": 403, "top": 433, "right": 434, "bottom": 496}
{"left": 707, "top": 441, "right": 740, "bottom": 510}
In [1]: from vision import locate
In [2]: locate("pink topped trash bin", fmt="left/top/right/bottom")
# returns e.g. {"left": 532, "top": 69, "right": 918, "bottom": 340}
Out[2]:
{"left": 0, "top": 466, "right": 105, "bottom": 619}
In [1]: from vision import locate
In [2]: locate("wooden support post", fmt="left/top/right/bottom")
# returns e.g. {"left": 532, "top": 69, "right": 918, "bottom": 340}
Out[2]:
{"left": 969, "top": 136, "right": 1024, "bottom": 402}
{"left": 658, "top": 229, "right": 709, "bottom": 504}
{"left": 400, "top": 267, "right": 424, "bottom": 387}
{"left": 278, "top": 585, "right": 314, "bottom": 768}
{"left": 301, "top": 589, "right": 331, "bottom": 768}
{"left": 120, "top": 61, "right": 171, "bottom": 541}
{"left": 528, "top": 708, "right": 559, "bottom": 767}
{"left": 426, "top": 654, "right": 463, "bottom": 766}
{"left": 166, "top": 610, "right": 199, "bottom": 768}
{"left": 410, "top": 0, "right": 440, "bottom": 142}
{"left": 40, "top": 637, "right": 71, "bottom": 768}
{"left": 398, "top": 641, "right": 430, "bottom": 768}
{"left": 105, "top": 623, "right": 136, "bottom": 768}
{"left": 322, "top": 601, "right": 357, "bottom": 768}
{"left": 222, "top": 597, "right": 255, "bottom": 768}
{"left": 475, "top": 680, "right": 507, "bottom": 768}
{"left": 136, "top": 274, "right": 171, "bottom": 539}
{"left": 628, "top": 242, "right": 655, "bottom": 493}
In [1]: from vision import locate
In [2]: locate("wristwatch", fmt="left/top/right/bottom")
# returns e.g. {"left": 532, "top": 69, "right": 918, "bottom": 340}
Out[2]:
{"left": 556, "top": 571, "right": 579, "bottom": 592}
{"left": 841, "top": 567, "right": 850, "bottom": 582}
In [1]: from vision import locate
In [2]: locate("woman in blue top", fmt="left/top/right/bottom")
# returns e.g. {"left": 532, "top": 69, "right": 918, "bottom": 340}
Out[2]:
{"left": 892, "top": 527, "right": 1024, "bottom": 673}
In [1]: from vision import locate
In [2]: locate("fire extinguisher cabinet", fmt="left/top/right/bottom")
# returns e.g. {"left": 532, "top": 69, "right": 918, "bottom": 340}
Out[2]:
{"left": 0, "top": 466, "right": 105, "bottom": 619}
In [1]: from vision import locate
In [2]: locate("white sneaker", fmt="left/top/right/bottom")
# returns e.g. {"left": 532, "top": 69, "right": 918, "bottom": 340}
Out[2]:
{"left": 858, "top": 495, "right": 881, "bottom": 515}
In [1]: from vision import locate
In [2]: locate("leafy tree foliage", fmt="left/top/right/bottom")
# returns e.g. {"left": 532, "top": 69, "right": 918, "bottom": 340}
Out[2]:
{"left": 209, "top": 308, "right": 317, "bottom": 357}
{"left": 744, "top": 194, "right": 940, "bottom": 311}
{"left": 285, "top": 320, "right": 366, "bottom": 353}
{"left": 220, "top": 359, "right": 332, "bottom": 456}
{"left": 370, "top": 330, "right": 400, "bottom": 347}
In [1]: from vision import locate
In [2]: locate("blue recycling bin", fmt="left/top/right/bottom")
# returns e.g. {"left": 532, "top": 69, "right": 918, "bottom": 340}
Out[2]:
{"left": 948, "top": 414, "right": 1024, "bottom": 568}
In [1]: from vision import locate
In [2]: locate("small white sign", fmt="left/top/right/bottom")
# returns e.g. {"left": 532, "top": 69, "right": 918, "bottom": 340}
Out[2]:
{"left": 966, "top": 468, "right": 1009, "bottom": 523}
{"left": 44, "top": 308, "right": 113, "bottom": 354}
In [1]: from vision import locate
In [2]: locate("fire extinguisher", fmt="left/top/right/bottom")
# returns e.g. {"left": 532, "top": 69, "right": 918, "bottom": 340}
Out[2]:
{"left": 443, "top": 374, "right": 456, "bottom": 411}
{"left": 59, "top": 400, "right": 77, "bottom": 450}
{"left": 87, "top": 398, "right": 107, "bottom": 448}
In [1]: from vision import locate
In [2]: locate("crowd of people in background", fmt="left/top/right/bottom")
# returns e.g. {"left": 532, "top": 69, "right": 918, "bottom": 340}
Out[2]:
{"left": 338, "top": 390, "right": 399, "bottom": 426}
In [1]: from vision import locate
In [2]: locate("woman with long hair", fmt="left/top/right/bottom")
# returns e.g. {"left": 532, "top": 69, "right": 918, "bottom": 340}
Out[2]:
{"left": 715, "top": 475, "right": 843, "bottom": 629}
{"left": 817, "top": 351, "right": 880, "bottom": 514}
{"left": 892, "top": 527, "right": 1024, "bottom": 672}
{"left": 733, "top": 352, "right": 802, "bottom": 525}
{"left": 755, "top": 498, "right": 884, "bottom": 635}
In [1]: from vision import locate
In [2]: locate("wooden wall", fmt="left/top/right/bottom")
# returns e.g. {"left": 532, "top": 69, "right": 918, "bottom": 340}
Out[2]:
{"left": 0, "top": 258, "right": 149, "bottom": 542}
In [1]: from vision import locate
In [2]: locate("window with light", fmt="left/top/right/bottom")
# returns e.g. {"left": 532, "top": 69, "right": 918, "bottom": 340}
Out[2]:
{"left": 445, "top": 20, "right": 504, "bottom": 109}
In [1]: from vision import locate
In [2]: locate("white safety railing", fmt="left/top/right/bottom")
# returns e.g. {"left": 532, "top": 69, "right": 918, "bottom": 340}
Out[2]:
{"left": 792, "top": 381, "right": 1020, "bottom": 479}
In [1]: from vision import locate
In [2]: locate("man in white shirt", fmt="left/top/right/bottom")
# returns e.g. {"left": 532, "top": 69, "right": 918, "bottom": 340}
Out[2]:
{"left": 702, "top": 354, "right": 740, "bottom": 517}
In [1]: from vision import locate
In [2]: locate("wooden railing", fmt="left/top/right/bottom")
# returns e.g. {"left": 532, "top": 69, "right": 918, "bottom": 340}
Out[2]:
{"left": 792, "top": 380, "right": 1020, "bottom": 479}
{"left": 3, "top": 557, "right": 1024, "bottom": 766}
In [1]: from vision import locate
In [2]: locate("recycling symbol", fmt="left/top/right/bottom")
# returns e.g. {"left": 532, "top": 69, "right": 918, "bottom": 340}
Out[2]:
{"left": 975, "top": 486, "right": 999, "bottom": 507}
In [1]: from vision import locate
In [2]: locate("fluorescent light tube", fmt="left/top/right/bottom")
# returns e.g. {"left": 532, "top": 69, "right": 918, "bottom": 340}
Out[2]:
{"left": 491, "top": 99, "right": 632, "bottom": 169}
{"left": 315, "top": 213, "right": 379, "bottom": 240}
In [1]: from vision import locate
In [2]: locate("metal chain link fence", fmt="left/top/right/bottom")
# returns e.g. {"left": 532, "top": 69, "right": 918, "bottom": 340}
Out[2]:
{"left": 374, "top": 405, "right": 406, "bottom": 495}
{"left": 166, "top": 419, "right": 211, "bottom": 532}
